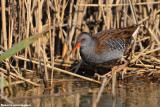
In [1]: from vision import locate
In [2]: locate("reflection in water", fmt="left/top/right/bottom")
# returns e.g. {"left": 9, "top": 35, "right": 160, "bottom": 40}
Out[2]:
{"left": 121, "top": 81, "right": 160, "bottom": 107}
{"left": 5, "top": 78, "right": 160, "bottom": 107}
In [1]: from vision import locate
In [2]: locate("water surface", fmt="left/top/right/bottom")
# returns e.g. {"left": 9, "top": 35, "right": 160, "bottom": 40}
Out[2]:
{"left": 2, "top": 75, "right": 160, "bottom": 107}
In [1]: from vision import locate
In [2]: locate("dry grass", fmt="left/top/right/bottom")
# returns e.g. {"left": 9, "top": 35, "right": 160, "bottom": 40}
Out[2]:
{"left": 0, "top": 0, "right": 160, "bottom": 90}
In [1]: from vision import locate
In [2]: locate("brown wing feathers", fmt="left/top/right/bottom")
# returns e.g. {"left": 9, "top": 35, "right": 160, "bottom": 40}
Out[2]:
{"left": 94, "top": 25, "right": 139, "bottom": 45}
{"left": 93, "top": 25, "right": 139, "bottom": 54}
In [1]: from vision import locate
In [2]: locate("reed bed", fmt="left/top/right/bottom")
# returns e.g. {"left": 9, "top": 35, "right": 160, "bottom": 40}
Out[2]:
{"left": 0, "top": 0, "right": 160, "bottom": 95}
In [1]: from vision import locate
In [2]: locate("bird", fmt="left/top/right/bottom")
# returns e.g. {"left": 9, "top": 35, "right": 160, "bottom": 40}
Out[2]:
{"left": 71, "top": 25, "right": 140, "bottom": 77}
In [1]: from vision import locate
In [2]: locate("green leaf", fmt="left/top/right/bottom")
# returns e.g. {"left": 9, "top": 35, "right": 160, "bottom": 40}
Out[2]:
{"left": 0, "top": 28, "right": 51, "bottom": 62}
{"left": 0, "top": 78, "right": 13, "bottom": 96}
{"left": 0, "top": 78, "right": 8, "bottom": 87}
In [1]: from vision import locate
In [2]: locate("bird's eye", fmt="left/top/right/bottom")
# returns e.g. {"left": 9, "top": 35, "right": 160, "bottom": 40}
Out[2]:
{"left": 82, "top": 38, "right": 85, "bottom": 41}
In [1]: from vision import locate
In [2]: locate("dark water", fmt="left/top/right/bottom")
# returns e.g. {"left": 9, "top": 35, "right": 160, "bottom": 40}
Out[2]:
{"left": 2, "top": 75, "right": 160, "bottom": 107}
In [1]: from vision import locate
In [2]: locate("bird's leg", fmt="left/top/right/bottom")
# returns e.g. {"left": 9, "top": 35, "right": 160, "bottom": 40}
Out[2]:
{"left": 105, "top": 58, "right": 128, "bottom": 76}
{"left": 94, "top": 73, "right": 101, "bottom": 81}
{"left": 115, "top": 58, "right": 128, "bottom": 73}
{"left": 94, "top": 58, "right": 128, "bottom": 79}
{"left": 99, "top": 66, "right": 118, "bottom": 77}
{"left": 68, "top": 60, "right": 84, "bottom": 73}
{"left": 74, "top": 60, "right": 84, "bottom": 73}
{"left": 94, "top": 69, "right": 110, "bottom": 80}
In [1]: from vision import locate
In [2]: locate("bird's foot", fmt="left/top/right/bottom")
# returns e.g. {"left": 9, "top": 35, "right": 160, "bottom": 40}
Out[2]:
{"left": 94, "top": 72, "right": 111, "bottom": 81}
{"left": 94, "top": 66, "right": 119, "bottom": 81}
{"left": 94, "top": 59, "right": 128, "bottom": 81}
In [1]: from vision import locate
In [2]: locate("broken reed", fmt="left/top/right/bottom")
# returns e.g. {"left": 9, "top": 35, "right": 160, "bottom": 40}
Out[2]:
{"left": 0, "top": 0, "right": 160, "bottom": 87}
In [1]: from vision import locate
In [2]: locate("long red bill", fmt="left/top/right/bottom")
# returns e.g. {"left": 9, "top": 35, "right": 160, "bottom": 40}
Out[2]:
{"left": 63, "top": 43, "right": 81, "bottom": 60}
{"left": 71, "top": 43, "right": 81, "bottom": 53}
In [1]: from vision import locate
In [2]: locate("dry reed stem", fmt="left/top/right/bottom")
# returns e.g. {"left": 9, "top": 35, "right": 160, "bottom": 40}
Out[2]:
{"left": 1, "top": 72, "right": 4, "bottom": 94}
{"left": 78, "top": 1, "right": 160, "bottom": 7}
{"left": 96, "top": 77, "right": 107, "bottom": 103}
{"left": 45, "top": 66, "right": 101, "bottom": 84}
{"left": 41, "top": 46, "right": 49, "bottom": 87}
{"left": 135, "top": 64, "right": 160, "bottom": 69}
{"left": 129, "top": 0, "right": 137, "bottom": 24}
{"left": 0, "top": 68, "right": 40, "bottom": 86}
{"left": 1, "top": 0, "right": 7, "bottom": 50}
{"left": 47, "top": 0, "right": 55, "bottom": 89}
{"left": 9, "top": 2, "right": 13, "bottom": 49}
{"left": 144, "top": 47, "right": 160, "bottom": 54}
{"left": 10, "top": 55, "right": 100, "bottom": 84}
{"left": 112, "top": 67, "right": 116, "bottom": 98}
{"left": 68, "top": 0, "right": 78, "bottom": 52}
{"left": 148, "top": 28, "right": 160, "bottom": 44}
{"left": 1, "top": 0, "right": 11, "bottom": 84}
{"left": 24, "top": 0, "right": 31, "bottom": 72}
{"left": 132, "top": 54, "right": 150, "bottom": 70}
{"left": 0, "top": 94, "right": 13, "bottom": 104}
{"left": 3, "top": 61, "right": 21, "bottom": 76}
{"left": 37, "top": 0, "right": 49, "bottom": 87}
{"left": 130, "top": 44, "right": 151, "bottom": 63}
{"left": 10, "top": 81, "right": 25, "bottom": 85}
{"left": 145, "top": 55, "right": 160, "bottom": 63}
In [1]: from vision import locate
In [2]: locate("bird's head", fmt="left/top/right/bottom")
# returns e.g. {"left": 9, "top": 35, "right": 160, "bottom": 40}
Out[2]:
{"left": 71, "top": 32, "right": 92, "bottom": 53}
